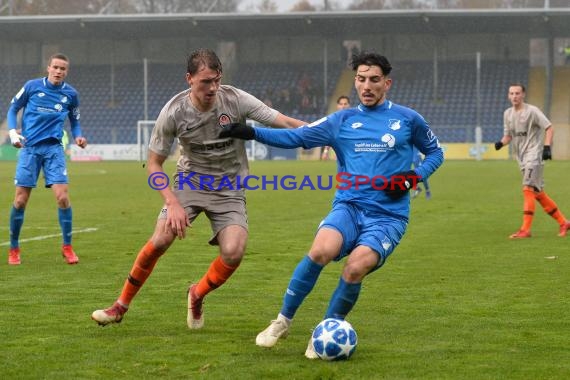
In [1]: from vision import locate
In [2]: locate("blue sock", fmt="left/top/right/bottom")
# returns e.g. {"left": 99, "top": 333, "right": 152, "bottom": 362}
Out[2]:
{"left": 9, "top": 206, "right": 25, "bottom": 249}
{"left": 324, "top": 277, "right": 362, "bottom": 320}
{"left": 424, "top": 179, "right": 430, "bottom": 193}
{"left": 58, "top": 207, "right": 73, "bottom": 246}
{"left": 280, "top": 255, "right": 323, "bottom": 319}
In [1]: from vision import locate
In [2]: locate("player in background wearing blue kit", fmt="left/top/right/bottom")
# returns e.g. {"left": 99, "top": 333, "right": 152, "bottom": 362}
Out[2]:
{"left": 411, "top": 146, "right": 431, "bottom": 199}
{"left": 220, "top": 51, "right": 444, "bottom": 358}
{"left": 6, "top": 53, "right": 87, "bottom": 265}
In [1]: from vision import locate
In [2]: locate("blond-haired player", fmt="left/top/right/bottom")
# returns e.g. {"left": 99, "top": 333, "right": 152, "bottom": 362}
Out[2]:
{"left": 91, "top": 49, "right": 306, "bottom": 327}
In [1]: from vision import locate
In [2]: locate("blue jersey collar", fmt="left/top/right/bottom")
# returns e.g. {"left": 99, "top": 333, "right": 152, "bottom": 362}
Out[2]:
{"left": 43, "top": 77, "right": 66, "bottom": 90}
{"left": 357, "top": 100, "right": 392, "bottom": 112}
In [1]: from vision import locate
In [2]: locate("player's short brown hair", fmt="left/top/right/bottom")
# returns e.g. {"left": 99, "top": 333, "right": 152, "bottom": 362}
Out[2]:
{"left": 187, "top": 49, "right": 222, "bottom": 76}
{"left": 48, "top": 53, "right": 69, "bottom": 66}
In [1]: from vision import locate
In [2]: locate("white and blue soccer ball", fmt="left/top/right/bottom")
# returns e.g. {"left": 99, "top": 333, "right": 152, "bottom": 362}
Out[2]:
{"left": 311, "top": 318, "right": 357, "bottom": 361}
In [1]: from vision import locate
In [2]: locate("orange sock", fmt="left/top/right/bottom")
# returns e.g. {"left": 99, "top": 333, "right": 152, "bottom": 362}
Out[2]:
{"left": 535, "top": 191, "right": 567, "bottom": 225}
{"left": 194, "top": 256, "right": 240, "bottom": 298}
{"left": 520, "top": 187, "right": 535, "bottom": 232}
{"left": 118, "top": 240, "right": 165, "bottom": 307}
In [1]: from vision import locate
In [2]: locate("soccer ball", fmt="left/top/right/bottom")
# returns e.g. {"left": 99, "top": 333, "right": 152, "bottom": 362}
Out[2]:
{"left": 311, "top": 318, "right": 357, "bottom": 361}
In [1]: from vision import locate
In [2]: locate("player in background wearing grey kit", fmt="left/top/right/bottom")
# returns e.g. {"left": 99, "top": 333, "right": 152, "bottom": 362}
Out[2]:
{"left": 495, "top": 83, "right": 570, "bottom": 239}
{"left": 92, "top": 49, "right": 306, "bottom": 327}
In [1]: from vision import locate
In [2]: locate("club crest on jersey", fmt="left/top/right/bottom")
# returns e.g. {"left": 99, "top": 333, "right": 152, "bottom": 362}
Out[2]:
{"left": 218, "top": 113, "right": 232, "bottom": 128}
{"left": 388, "top": 119, "right": 401, "bottom": 130}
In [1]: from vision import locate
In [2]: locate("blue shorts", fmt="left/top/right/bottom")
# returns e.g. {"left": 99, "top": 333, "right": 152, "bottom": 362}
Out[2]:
{"left": 318, "top": 202, "right": 407, "bottom": 269}
{"left": 14, "top": 141, "right": 68, "bottom": 188}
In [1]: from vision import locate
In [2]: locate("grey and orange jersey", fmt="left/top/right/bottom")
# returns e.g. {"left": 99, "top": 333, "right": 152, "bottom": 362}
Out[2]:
{"left": 503, "top": 103, "right": 551, "bottom": 165}
{"left": 148, "top": 85, "right": 278, "bottom": 194}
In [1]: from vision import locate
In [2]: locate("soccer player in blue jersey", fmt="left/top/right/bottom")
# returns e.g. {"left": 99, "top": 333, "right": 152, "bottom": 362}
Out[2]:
{"left": 411, "top": 146, "right": 431, "bottom": 199}
{"left": 6, "top": 53, "right": 87, "bottom": 265}
{"left": 220, "top": 51, "right": 444, "bottom": 358}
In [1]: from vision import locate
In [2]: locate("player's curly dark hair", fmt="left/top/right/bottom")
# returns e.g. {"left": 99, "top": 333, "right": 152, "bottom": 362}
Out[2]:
{"left": 187, "top": 48, "right": 223, "bottom": 75}
{"left": 350, "top": 51, "right": 392, "bottom": 76}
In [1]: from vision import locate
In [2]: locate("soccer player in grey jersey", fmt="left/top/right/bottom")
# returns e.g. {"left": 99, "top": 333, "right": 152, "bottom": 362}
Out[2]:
{"left": 495, "top": 83, "right": 570, "bottom": 239}
{"left": 92, "top": 48, "right": 306, "bottom": 327}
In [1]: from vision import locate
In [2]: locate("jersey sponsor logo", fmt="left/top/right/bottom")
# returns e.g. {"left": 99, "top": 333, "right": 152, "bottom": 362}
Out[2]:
{"left": 218, "top": 113, "right": 231, "bottom": 128}
{"left": 388, "top": 119, "right": 401, "bottom": 130}
{"left": 354, "top": 135, "right": 394, "bottom": 152}
{"left": 189, "top": 139, "right": 234, "bottom": 153}
{"left": 350, "top": 122, "right": 363, "bottom": 129}
{"left": 36, "top": 106, "right": 57, "bottom": 113}
{"left": 381, "top": 133, "right": 396, "bottom": 148}
{"left": 515, "top": 131, "right": 527, "bottom": 137}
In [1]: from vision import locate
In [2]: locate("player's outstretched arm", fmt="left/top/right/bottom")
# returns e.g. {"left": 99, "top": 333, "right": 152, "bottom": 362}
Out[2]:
{"left": 270, "top": 113, "right": 306, "bottom": 129}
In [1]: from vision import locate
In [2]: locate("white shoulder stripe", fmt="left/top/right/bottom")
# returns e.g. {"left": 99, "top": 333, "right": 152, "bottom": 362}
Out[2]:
{"left": 308, "top": 117, "right": 327, "bottom": 127}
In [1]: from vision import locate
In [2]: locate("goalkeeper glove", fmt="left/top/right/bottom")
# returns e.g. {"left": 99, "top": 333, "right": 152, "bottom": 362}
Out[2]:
{"left": 384, "top": 170, "right": 420, "bottom": 200}
{"left": 9, "top": 129, "right": 25, "bottom": 147}
{"left": 218, "top": 123, "right": 255, "bottom": 140}
{"left": 494, "top": 141, "right": 503, "bottom": 150}
{"left": 542, "top": 145, "right": 552, "bottom": 160}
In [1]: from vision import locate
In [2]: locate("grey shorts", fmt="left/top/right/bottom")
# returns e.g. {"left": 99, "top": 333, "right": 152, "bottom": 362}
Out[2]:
{"left": 158, "top": 189, "right": 248, "bottom": 245}
{"left": 520, "top": 163, "right": 544, "bottom": 190}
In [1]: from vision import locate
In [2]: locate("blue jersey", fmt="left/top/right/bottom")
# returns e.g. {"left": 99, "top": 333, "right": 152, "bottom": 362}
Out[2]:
{"left": 7, "top": 77, "right": 82, "bottom": 147}
{"left": 254, "top": 100, "right": 444, "bottom": 220}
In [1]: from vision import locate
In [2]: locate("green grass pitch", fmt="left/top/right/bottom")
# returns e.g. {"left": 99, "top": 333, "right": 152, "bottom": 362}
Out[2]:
{"left": 1, "top": 159, "right": 569, "bottom": 379}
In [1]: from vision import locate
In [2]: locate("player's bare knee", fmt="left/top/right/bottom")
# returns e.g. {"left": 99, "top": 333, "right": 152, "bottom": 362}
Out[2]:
{"left": 13, "top": 199, "right": 27, "bottom": 209}
{"left": 308, "top": 249, "right": 335, "bottom": 266}
{"left": 219, "top": 247, "right": 244, "bottom": 266}
{"left": 150, "top": 232, "right": 176, "bottom": 251}
{"left": 341, "top": 263, "right": 368, "bottom": 282}
{"left": 56, "top": 197, "right": 70, "bottom": 209}
{"left": 14, "top": 192, "right": 30, "bottom": 209}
